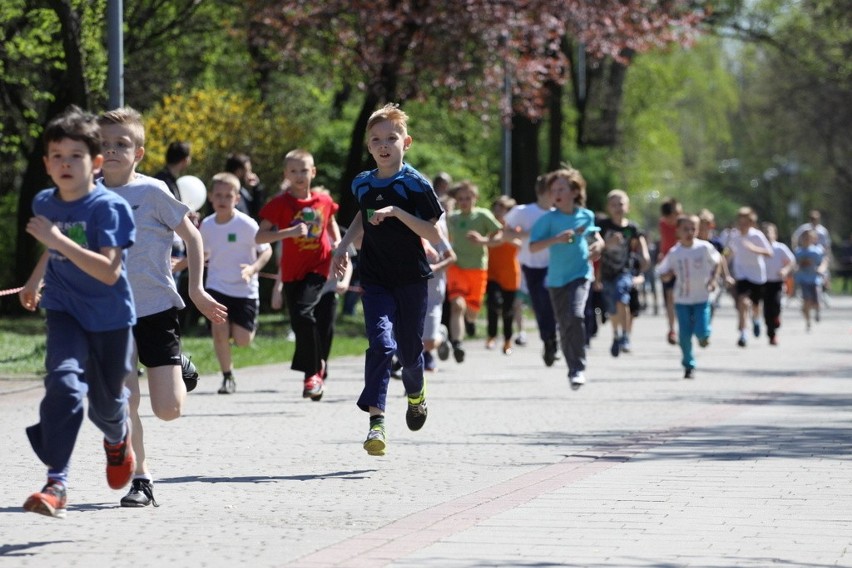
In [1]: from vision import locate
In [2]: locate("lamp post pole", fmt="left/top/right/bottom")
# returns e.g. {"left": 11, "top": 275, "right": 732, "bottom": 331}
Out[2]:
{"left": 107, "top": 0, "right": 124, "bottom": 109}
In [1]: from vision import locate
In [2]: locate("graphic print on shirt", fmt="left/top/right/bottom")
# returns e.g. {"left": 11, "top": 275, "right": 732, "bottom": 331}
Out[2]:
{"left": 292, "top": 206, "right": 325, "bottom": 250}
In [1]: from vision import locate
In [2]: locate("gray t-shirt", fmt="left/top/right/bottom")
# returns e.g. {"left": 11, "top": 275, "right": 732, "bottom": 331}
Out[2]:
{"left": 100, "top": 174, "right": 190, "bottom": 317}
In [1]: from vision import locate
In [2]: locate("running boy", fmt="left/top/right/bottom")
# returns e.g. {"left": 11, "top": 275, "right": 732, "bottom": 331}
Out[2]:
{"left": 331, "top": 103, "right": 443, "bottom": 456}
{"left": 97, "top": 107, "right": 227, "bottom": 508}
{"left": 596, "top": 189, "right": 650, "bottom": 357}
{"left": 256, "top": 149, "right": 340, "bottom": 401}
{"left": 445, "top": 181, "right": 503, "bottom": 362}
{"left": 761, "top": 222, "right": 795, "bottom": 345}
{"left": 485, "top": 195, "right": 521, "bottom": 354}
{"left": 655, "top": 215, "right": 722, "bottom": 379}
{"left": 19, "top": 106, "right": 137, "bottom": 517}
{"left": 794, "top": 229, "right": 828, "bottom": 331}
{"left": 726, "top": 207, "right": 772, "bottom": 347}
{"left": 658, "top": 197, "right": 683, "bottom": 344}
{"left": 201, "top": 173, "right": 272, "bottom": 394}
{"left": 530, "top": 168, "right": 603, "bottom": 390}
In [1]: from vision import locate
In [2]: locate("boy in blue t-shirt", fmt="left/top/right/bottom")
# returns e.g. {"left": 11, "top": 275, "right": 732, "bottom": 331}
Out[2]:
{"left": 794, "top": 229, "right": 828, "bottom": 330}
{"left": 19, "top": 106, "right": 138, "bottom": 518}
{"left": 332, "top": 104, "right": 443, "bottom": 456}
{"left": 530, "top": 168, "right": 603, "bottom": 391}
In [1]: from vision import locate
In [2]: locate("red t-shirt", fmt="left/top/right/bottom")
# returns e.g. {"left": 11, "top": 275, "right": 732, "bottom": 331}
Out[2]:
{"left": 259, "top": 191, "right": 339, "bottom": 281}
{"left": 658, "top": 218, "right": 678, "bottom": 258}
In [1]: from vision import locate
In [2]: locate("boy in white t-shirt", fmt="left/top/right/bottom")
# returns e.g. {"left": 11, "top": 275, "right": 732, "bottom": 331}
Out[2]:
{"left": 656, "top": 215, "right": 721, "bottom": 379}
{"left": 725, "top": 207, "right": 772, "bottom": 347}
{"left": 201, "top": 173, "right": 272, "bottom": 394}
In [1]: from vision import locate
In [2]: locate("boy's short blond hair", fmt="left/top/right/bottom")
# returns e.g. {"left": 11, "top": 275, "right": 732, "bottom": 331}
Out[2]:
{"left": 452, "top": 180, "right": 478, "bottom": 198}
{"left": 366, "top": 103, "right": 409, "bottom": 135}
{"left": 737, "top": 206, "right": 757, "bottom": 222}
{"left": 606, "top": 188, "right": 628, "bottom": 202}
{"left": 97, "top": 106, "right": 145, "bottom": 146}
{"left": 284, "top": 148, "right": 315, "bottom": 166}
{"left": 211, "top": 172, "right": 241, "bottom": 194}
{"left": 493, "top": 195, "right": 517, "bottom": 210}
{"left": 676, "top": 214, "right": 699, "bottom": 228}
{"left": 698, "top": 208, "right": 715, "bottom": 224}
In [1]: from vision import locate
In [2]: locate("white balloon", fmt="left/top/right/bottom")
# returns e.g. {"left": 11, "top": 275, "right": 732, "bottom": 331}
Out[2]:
{"left": 176, "top": 175, "right": 207, "bottom": 212}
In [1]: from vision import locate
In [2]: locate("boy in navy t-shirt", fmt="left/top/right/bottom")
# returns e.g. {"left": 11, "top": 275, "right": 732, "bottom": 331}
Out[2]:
{"left": 332, "top": 104, "right": 443, "bottom": 456}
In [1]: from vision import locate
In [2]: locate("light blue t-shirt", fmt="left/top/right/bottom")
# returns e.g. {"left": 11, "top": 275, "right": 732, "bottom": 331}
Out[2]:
{"left": 794, "top": 244, "right": 825, "bottom": 286}
{"left": 530, "top": 207, "right": 598, "bottom": 287}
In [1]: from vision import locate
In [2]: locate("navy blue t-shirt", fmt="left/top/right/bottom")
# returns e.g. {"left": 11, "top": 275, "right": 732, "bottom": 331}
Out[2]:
{"left": 351, "top": 164, "right": 443, "bottom": 287}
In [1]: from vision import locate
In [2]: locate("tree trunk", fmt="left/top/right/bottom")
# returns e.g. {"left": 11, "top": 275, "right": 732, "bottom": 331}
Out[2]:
{"left": 547, "top": 80, "right": 564, "bottom": 172}
{"left": 510, "top": 114, "right": 540, "bottom": 205}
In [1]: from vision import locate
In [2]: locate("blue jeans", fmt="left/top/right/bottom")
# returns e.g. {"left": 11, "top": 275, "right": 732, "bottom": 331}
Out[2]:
{"left": 358, "top": 280, "right": 427, "bottom": 412}
{"left": 522, "top": 265, "right": 556, "bottom": 342}
{"left": 26, "top": 310, "right": 133, "bottom": 480}
{"left": 675, "top": 302, "right": 711, "bottom": 370}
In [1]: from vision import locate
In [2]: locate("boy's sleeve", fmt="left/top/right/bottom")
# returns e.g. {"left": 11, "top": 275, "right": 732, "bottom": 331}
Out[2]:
{"left": 94, "top": 198, "right": 136, "bottom": 250}
{"left": 410, "top": 180, "right": 443, "bottom": 221}
{"left": 530, "top": 214, "right": 549, "bottom": 243}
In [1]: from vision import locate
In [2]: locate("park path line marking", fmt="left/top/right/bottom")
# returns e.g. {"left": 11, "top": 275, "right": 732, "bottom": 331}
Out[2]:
{"left": 297, "top": 376, "right": 807, "bottom": 567}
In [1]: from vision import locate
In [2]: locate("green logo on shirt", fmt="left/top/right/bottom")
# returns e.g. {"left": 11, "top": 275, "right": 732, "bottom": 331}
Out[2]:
{"left": 228, "top": 233, "right": 237, "bottom": 242}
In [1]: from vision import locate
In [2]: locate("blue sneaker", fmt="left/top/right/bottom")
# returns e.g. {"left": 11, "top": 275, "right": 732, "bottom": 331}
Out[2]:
{"left": 619, "top": 335, "right": 631, "bottom": 353}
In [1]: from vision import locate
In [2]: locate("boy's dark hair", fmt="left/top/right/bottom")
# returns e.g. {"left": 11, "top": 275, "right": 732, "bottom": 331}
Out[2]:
{"left": 225, "top": 153, "right": 251, "bottom": 174}
{"left": 43, "top": 105, "right": 101, "bottom": 157}
{"left": 165, "top": 141, "right": 191, "bottom": 165}
{"left": 660, "top": 197, "right": 680, "bottom": 217}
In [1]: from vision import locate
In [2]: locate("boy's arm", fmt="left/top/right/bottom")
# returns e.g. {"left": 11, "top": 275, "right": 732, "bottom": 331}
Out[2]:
{"left": 241, "top": 245, "right": 273, "bottom": 283}
{"left": 255, "top": 218, "right": 308, "bottom": 244}
{"left": 26, "top": 215, "right": 124, "bottom": 285}
{"left": 368, "top": 206, "right": 440, "bottom": 243}
{"left": 588, "top": 231, "right": 605, "bottom": 261}
{"left": 329, "top": 214, "right": 342, "bottom": 248}
{"left": 19, "top": 250, "right": 50, "bottom": 311}
{"left": 332, "top": 212, "right": 363, "bottom": 279}
{"left": 636, "top": 234, "right": 651, "bottom": 273}
{"left": 530, "top": 228, "right": 576, "bottom": 253}
{"left": 174, "top": 215, "right": 227, "bottom": 323}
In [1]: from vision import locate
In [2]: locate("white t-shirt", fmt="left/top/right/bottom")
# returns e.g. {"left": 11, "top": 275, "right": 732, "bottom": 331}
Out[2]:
{"left": 727, "top": 227, "right": 771, "bottom": 284}
{"left": 101, "top": 175, "right": 189, "bottom": 318}
{"left": 504, "top": 202, "right": 551, "bottom": 268}
{"left": 200, "top": 211, "right": 270, "bottom": 299}
{"left": 655, "top": 239, "right": 720, "bottom": 304}
{"left": 765, "top": 241, "right": 795, "bottom": 282}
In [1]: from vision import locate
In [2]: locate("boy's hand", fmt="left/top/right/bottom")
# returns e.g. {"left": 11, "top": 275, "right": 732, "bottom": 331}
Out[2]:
{"left": 26, "top": 216, "right": 62, "bottom": 247}
{"left": 190, "top": 289, "right": 228, "bottom": 323}
{"left": 465, "top": 230, "right": 486, "bottom": 244}
{"left": 556, "top": 229, "right": 576, "bottom": 243}
{"left": 368, "top": 206, "right": 396, "bottom": 224}
{"left": 239, "top": 263, "right": 255, "bottom": 283}
{"left": 19, "top": 283, "right": 41, "bottom": 312}
{"left": 332, "top": 250, "right": 350, "bottom": 279}
{"left": 286, "top": 223, "right": 309, "bottom": 239}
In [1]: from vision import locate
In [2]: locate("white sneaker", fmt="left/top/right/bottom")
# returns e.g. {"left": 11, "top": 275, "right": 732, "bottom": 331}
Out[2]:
{"left": 570, "top": 372, "right": 586, "bottom": 391}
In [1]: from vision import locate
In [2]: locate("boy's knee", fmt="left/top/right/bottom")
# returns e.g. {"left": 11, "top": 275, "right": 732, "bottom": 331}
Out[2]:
{"left": 152, "top": 403, "right": 181, "bottom": 421}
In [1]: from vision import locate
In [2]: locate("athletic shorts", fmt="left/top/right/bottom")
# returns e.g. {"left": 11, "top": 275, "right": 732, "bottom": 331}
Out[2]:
{"left": 735, "top": 279, "right": 764, "bottom": 304}
{"left": 799, "top": 282, "right": 819, "bottom": 303}
{"left": 446, "top": 265, "right": 488, "bottom": 313}
{"left": 133, "top": 308, "right": 182, "bottom": 368}
{"left": 602, "top": 272, "right": 634, "bottom": 315}
{"left": 208, "top": 289, "right": 259, "bottom": 333}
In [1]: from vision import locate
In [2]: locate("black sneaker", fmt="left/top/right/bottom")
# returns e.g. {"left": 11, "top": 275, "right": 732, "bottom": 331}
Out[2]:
{"left": 452, "top": 341, "right": 465, "bottom": 363}
{"left": 120, "top": 479, "right": 159, "bottom": 508}
{"left": 465, "top": 320, "right": 476, "bottom": 338}
{"left": 180, "top": 354, "right": 199, "bottom": 392}
{"left": 218, "top": 375, "right": 236, "bottom": 394}
{"left": 684, "top": 368, "right": 695, "bottom": 379}
{"left": 543, "top": 338, "right": 558, "bottom": 367}
{"left": 405, "top": 388, "right": 428, "bottom": 431}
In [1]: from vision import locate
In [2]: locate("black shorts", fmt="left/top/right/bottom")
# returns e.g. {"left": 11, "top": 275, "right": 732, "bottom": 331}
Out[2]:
{"left": 133, "top": 308, "right": 182, "bottom": 368}
{"left": 208, "top": 289, "right": 259, "bottom": 332}
{"left": 735, "top": 279, "right": 764, "bottom": 304}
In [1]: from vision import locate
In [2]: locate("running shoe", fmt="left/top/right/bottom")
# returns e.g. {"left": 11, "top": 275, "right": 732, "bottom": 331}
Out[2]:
{"left": 120, "top": 479, "right": 159, "bottom": 508}
{"left": 543, "top": 338, "right": 558, "bottom": 367}
{"left": 452, "top": 341, "right": 465, "bottom": 363}
{"left": 737, "top": 335, "right": 747, "bottom": 347}
{"left": 619, "top": 336, "right": 632, "bottom": 353}
{"left": 769, "top": 335, "right": 778, "bottom": 346}
{"left": 465, "top": 320, "right": 476, "bottom": 338}
{"left": 684, "top": 368, "right": 695, "bottom": 379}
{"left": 437, "top": 325, "right": 451, "bottom": 361}
{"left": 502, "top": 340, "right": 513, "bottom": 355}
{"left": 405, "top": 389, "right": 428, "bottom": 431}
{"left": 485, "top": 337, "right": 497, "bottom": 350}
{"left": 303, "top": 374, "right": 324, "bottom": 401}
{"left": 698, "top": 337, "right": 710, "bottom": 348}
{"left": 23, "top": 480, "right": 67, "bottom": 519}
{"left": 752, "top": 320, "right": 761, "bottom": 337}
{"left": 569, "top": 372, "right": 586, "bottom": 391}
{"left": 514, "top": 331, "right": 528, "bottom": 346}
{"left": 180, "top": 354, "right": 199, "bottom": 392}
{"left": 610, "top": 337, "right": 620, "bottom": 358}
{"left": 218, "top": 375, "right": 236, "bottom": 394}
{"left": 363, "top": 425, "right": 387, "bottom": 456}
{"left": 104, "top": 426, "right": 135, "bottom": 490}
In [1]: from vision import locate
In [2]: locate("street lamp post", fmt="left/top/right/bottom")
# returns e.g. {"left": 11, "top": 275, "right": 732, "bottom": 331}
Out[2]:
{"left": 107, "top": 0, "right": 124, "bottom": 109}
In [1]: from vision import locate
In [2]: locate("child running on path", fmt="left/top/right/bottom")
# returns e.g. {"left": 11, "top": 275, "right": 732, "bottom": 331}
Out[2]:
{"left": 332, "top": 103, "right": 443, "bottom": 456}
{"left": 655, "top": 215, "right": 721, "bottom": 379}
{"left": 200, "top": 173, "right": 272, "bottom": 394}
{"left": 485, "top": 195, "right": 521, "bottom": 354}
{"left": 445, "top": 181, "right": 503, "bottom": 362}
{"left": 256, "top": 150, "right": 340, "bottom": 401}
{"left": 794, "top": 229, "right": 828, "bottom": 331}
{"left": 761, "top": 222, "right": 795, "bottom": 345}
{"left": 725, "top": 207, "right": 772, "bottom": 347}
{"left": 530, "top": 168, "right": 603, "bottom": 390}
{"left": 97, "top": 107, "right": 227, "bottom": 508}
{"left": 19, "top": 106, "right": 138, "bottom": 517}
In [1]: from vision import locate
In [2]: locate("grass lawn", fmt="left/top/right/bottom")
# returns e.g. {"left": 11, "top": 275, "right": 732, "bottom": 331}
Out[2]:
{"left": 0, "top": 309, "right": 369, "bottom": 381}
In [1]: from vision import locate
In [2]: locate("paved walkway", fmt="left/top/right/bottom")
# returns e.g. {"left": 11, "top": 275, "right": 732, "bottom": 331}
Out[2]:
{"left": 1, "top": 295, "right": 851, "bottom": 567}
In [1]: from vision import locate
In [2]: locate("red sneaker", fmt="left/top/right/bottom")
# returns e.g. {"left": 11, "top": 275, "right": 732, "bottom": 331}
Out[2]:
{"left": 23, "top": 480, "right": 67, "bottom": 518}
{"left": 302, "top": 374, "right": 324, "bottom": 401}
{"left": 104, "top": 425, "right": 135, "bottom": 490}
